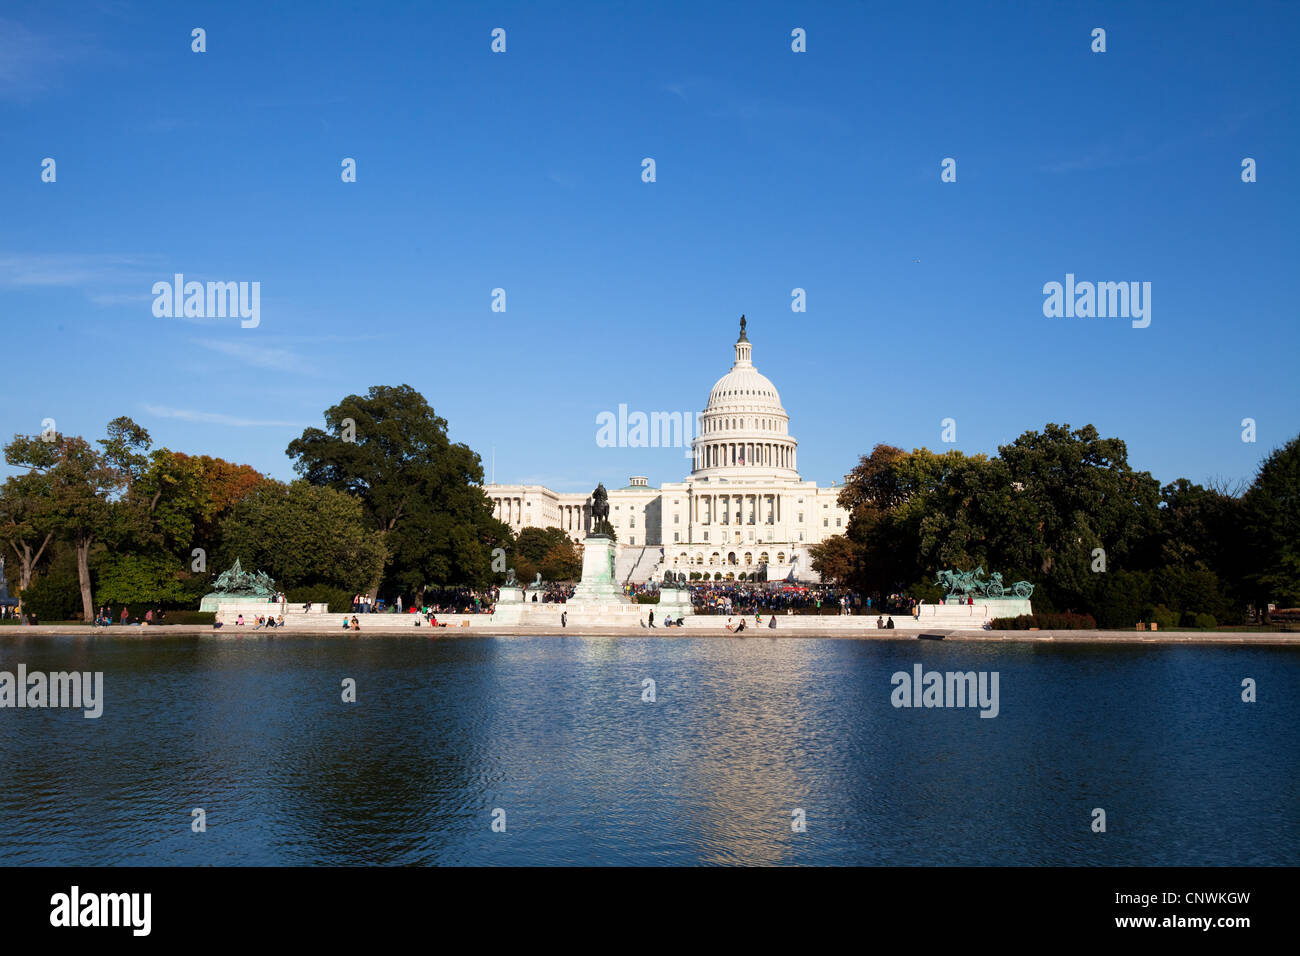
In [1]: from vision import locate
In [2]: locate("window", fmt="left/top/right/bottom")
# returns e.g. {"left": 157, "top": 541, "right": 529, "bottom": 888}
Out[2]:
{"left": 798, "top": 533, "right": 804, "bottom": 541}
{"left": 823, "top": 518, "right": 828, "bottom": 527}
{"left": 674, "top": 514, "right": 679, "bottom": 524}
{"left": 798, "top": 513, "right": 804, "bottom": 522}
{"left": 630, "top": 536, "right": 635, "bottom": 545}
{"left": 703, "top": 532, "right": 709, "bottom": 542}
{"left": 673, "top": 532, "right": 679, "bottom": 542}
{"left": 836, "top": 518, "right": 842, "bottom": 527}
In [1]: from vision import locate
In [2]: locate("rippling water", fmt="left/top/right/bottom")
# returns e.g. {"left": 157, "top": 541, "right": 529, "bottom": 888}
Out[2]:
{"left": 0, "top": 634, "right": 1296, "bottom": 865}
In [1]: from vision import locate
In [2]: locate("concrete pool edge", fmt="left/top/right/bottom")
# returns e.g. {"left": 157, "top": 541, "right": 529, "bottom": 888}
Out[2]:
{"left": 2, "top": 625, "right": 1297, "bottom": 644}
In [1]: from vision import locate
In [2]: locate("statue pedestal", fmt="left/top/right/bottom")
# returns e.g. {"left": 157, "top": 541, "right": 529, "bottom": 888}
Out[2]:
{"left": 657, "top": 587, "right": 694, "bottom": 616}
{"left": 571, "top": 535, "right": 626, "bottom": 604}
{"left": 496, "top": 586, "right": 526, "bottom": 605}
{"left": 200, "top": 593, "right": 275, "bottom": 613}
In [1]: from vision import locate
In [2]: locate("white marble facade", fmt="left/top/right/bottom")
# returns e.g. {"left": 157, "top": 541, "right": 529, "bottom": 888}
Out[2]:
{"left": 485, "top": 321, "right": 850, "bottom": 583}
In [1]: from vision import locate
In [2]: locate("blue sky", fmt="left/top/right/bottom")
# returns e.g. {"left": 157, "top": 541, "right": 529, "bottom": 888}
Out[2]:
{"left": 2, "top": 1, "right": 1297, "bottom": 493}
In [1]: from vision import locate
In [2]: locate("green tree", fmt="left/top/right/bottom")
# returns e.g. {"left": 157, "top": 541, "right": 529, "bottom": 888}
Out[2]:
{"left": 95, "top": 552, "right": 196, "bottom": 607}
{"left": 137, "top": 450, "right": 269, "bottom": 558}
{"left": 0, "top": 471, "right": 56, "bottom": 593}
{"left": 1242, "top": 435, "right": 1300, "bottom": 612}
{"left": 992, "top": 424, "right": 1161, "bottom": 612}
{"left": 4, "top": 428, "right": 136, "bottom": 621}
{"left": 217, "top": 480, "right": 386, "bottom": 592}
{"left": 286, "top": 385, "right": 510, "bottom": 594}
{"left": 539, "top": 539, "right": 582, "bottom": 582}
{"left": 808, "top": 534, "right": 856, "bottom": 585}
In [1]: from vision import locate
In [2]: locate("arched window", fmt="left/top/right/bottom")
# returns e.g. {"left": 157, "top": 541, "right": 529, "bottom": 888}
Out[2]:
{"left": 759, "top": 551, "right": 769, "bottom": 564}
{"left": 777, "top": 551, "right": 786, "bottom": 564}
{"left": 727, "top": 551, "right": 737, "bottom": 565}
{"left": 744, "top": 552, "right": 753, "bottom": 565}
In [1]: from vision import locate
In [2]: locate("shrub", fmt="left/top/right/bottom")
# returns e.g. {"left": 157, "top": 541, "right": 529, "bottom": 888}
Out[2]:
{"left": 634, "top": 593, "right": 660, "bottom": 604}
{"left": 164, "top": 611, "right": 216, "bottom": 625}
{"left": 22, "top": 552, "right": 85, "bottom": 621}
{"left": 989, "top": 612, "right": 1097, "bottom": 630}
{"left": 1146, "top": 604, "right": 1178, "bottom": 631}
{"left": 1193, "top": 612, "right": 1218, "bottom": 629}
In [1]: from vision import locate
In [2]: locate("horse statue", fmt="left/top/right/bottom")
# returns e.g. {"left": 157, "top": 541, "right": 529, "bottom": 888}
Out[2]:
{"left": 937, "top": 566, "right": 1034, "bottom": 600}
{"left": 591, "top": 482, "right": 609, "bottom": 523}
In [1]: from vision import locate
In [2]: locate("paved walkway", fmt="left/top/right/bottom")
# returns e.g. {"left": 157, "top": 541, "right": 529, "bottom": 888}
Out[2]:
{"left": 3, "top": 624, "right": 1296, "bottom": 644}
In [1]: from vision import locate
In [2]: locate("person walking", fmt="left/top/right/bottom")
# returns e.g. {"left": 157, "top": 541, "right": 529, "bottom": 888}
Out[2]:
{"left": 648, "top": 609, "right": 655, "bottom": 628}
{"left": 120, "top": 606, "right": 129, "bottom": 626}
{"left": 561, "top": 610, "right": 567, "bottom": 628}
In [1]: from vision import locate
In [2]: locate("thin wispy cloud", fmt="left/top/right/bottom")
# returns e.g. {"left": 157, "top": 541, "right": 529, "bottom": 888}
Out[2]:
{"left": 142, "top": 404, "right": 307, "bottom": 428}
{"left": 0, "top": 253, "right": 158, "bottom": 289}
{"left": 192, "top": 338, "right": 315, "bottom": 375}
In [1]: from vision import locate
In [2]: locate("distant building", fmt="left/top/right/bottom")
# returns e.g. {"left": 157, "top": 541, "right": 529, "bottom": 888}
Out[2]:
{"left": 485, "top": 320, "right": 849, "bottom": 583}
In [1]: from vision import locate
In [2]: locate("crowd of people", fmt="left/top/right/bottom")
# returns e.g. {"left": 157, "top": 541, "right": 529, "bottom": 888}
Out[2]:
{"left": 688, "top": 584, "right": 866, "bottom": 616}
{"left": 541, "top": 584, "right": 575, "bottom": 603}
{"left": 93, "top": 605, "right": 170, "bottom": 627}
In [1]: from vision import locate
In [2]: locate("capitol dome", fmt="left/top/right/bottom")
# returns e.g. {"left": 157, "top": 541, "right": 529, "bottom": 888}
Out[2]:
{"left": 691, "top": 317, "right": 799, "bottom": 480}
{"left": 706, "top": 366, "right": 784, "bottom": 411}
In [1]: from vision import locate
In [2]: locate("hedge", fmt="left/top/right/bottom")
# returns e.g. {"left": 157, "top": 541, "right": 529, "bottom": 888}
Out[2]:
{"left": 989, "top": 612, "right": 1098, "bottom": 630}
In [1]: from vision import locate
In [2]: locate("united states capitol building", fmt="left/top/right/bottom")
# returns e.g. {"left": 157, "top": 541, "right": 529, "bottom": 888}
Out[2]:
{"left": 485, "top": 319, "right": 850, "bottom": 584}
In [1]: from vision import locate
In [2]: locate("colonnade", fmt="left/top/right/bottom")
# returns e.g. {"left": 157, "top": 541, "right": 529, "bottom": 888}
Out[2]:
{"left": 691, "top": 492, "right": 782, "bottom": 526}
{"left": 491, "top": 498, "right": 590, "bottom": 535}
{"left": 695, "top": 441, "right": 795, "bottom": 471}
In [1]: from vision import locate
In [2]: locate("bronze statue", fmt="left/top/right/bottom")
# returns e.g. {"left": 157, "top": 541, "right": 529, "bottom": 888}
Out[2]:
{"left": 591, "top": 483, "right": 609, "bottom": 523}
{"left": 211, "top": 558, "right": 276, "bottom": 597}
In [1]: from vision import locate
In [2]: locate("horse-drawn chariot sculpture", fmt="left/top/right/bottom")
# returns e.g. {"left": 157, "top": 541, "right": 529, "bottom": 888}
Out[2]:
{"left": 936, "top": 566, "right": 1034, "bottom": 601}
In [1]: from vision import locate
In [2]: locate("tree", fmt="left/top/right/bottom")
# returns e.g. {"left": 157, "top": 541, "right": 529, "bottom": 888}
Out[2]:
{"left": 808, "top": 534, "right": 856, "bottom": 585}
{"left": 539, "top": 539, "right": 581, "bottom": 582}
{"left": 5, "top": 432, "right": 122, "bottom": 621}
{"left": 1242, "top": 435, "right": 1300, "bottom": 612}
{"left": 217, "top": 480, "right": 386, "bottom": 593}
{"left": 0, "top": 471, "right": 55, "bottom": 593}
{"left": 287, "top": 385, "right": 510, "bottom": 593}
{"left": 992, "top": 424, "right": 1161, "bottom": 612}
{"left": 136, "top": 449, "right": 269, "bottom": 557}
{"left": 95, "top": 552, "right": 196, "bottom": 607}
{"left": 4, "top": 417, "right": 163, "bottom": 620}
